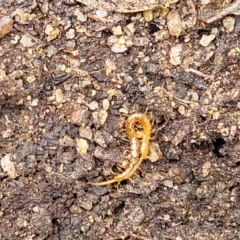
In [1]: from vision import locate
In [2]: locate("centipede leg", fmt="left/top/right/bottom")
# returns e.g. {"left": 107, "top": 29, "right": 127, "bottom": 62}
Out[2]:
{"left": 128, "top": 177, "right": 135, "bottom": 185}
{"left": 116, "top": 181, "right": 121, "bottom": 190}
{"left": 144, "top": 106, "right": 149, "bottom": 115}
{"left": 116, "top": 165, "right": 124, "bottom": 173}
{"left": 120, "top": 136, "right": 129, "bottom": 142}
{"left": 117, "top": 159, "right": 129, "bottom": 170}
{"left": 110, "top": 168, "right": 120, "bottom": 175}
{"left": 149, "top": 112, "right": 155, "bottom": 125}
{"left": 133, "top": 172, "right": 140, "bottom": 178}
{"left": 137, "top": 166, "right": 144, "bottom": 174}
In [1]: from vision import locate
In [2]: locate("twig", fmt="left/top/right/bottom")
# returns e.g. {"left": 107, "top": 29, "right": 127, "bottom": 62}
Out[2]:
{"left": 185, "top": 68, "right": 208, "bottom": 79}
{"left": 157, "top": 87, "right": 198, "bottom": 105}
{"left": 14, "top": 24, "right": 42, "bottom": 44}
{"left": 130, "top": 233, "right": 153, "bottom": 240}
{"left": 202, "top": 0, "right": 240, "bottom": 23}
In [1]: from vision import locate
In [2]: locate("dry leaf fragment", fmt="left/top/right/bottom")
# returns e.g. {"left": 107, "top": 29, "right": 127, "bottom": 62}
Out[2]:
{"left": 75, "top": 0, "right": 160, "bottom": 13}
{"left": 0, "top": 16, "right": 13, "bottom": 39}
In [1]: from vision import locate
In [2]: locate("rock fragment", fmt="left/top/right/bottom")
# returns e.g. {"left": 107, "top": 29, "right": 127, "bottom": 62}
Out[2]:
{"left": 202, "top": 161, "right": 211, "bottom": 177}
{"left": 20, "top": 35, "right": 36, "bottom": 47}
{"left": 167, "top": 10, "right": 182, "bottom": 37}
{"left": 169, "top": 44, "right": 182, "bottom": 65}
{"left": 1, "top": 154, "right": 17, "bottom": 178}
{"left": 76, "top": 138, "right": 89, "bottom": 155}
{"left": 199, "top": 34, "right": 215, "bottom": 47}
{"left": 143, "top": 10, "right": 153, "bottom": 22}
{"left": 223, "top": 16, "right": 235, "bottom": 32}
{"left": 70, "top": 106, "right": 89, "bottom": 126}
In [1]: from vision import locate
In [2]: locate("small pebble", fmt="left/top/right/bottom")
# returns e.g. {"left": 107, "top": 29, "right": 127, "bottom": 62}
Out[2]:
{"left": 163, "top": 179, "right": 173, "bottom": 188}
{"left": 96, "top": 9, "right": 108, "bottom": 18}
{"left": 167, "top": 9, "right": 182, "bottom": 37}
{"left": 88, "top": 101, "right": 99, "bottom": 110}
{"left": 74, "top": 9, "right": 87, "bottom": 22}
{"left": 111, "top": 43, "right": 127, "bottom": 53}
{"left": 79, "top": 200, "right": 92, "bottom": 210}
{"left": 126, "top": 23, "right": 135, "bottom": 33}
{"left": 176, "top": 236, "right": 184, "bottom": 240}
{"left": 92, "top": 110, "right": 108, "bottom": 128}
{"left": 202, "top": 161, "right": 211, "bottom": 177}
{"left": 102, "top": 99, "right": 110, "bottom": 110}
{"left": 94, "top": 130, "right": 113, "bottom": 148}
{"left": 148, "top": 143, "right": 162, "bottom": 162}
{"left": 26, "top": 75, "right": 36, "bottom": 83}
{"left": 20, "top": 35, "right": 36, "bottom": 47}
{"left": 112, "top": 26, "right": 122, "bottom": 35}
{"left": 31, "top": 99, "right": 39, "bottom": 106}
{"left": 199, "top": 34, "right": 215, "bottom": 47}
{"left": 70, "top": 106, "right": 89, "bottom": 126}
{"left": 79, "top": 126, "right": 93, "bottom": 141}
{"left": 1, "top": 154, "right": 17, "bottom": 178}
{"left": 59, "top": 135, "right": 75, "bottom": 147}
{"left": 223, "top": 16, "right": 235, "bottom": 32}
{"left": 66, "top": 28, "right": 75, "bottom": 39}
{"left": 76, "top": 138, "right": 89, "bottom": 155}
{"left": 143, "top": 10, "right": 153, "bottom": 22}
{"left": 169, "top": 44, "right": 182, "bottom": 65}
{"left": 55, "top": 89, "right": 63, "bottom": 103}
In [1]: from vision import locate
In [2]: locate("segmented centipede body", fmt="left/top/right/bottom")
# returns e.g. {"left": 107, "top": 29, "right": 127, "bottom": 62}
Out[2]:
{"left": 89, "top": 113, "right": 151, "bottom": 186}
{"left": 125, "top": 113, "right": 151, "bottom": 158}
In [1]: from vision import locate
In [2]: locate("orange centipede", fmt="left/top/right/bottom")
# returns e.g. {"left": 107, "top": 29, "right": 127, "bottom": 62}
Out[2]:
{"left": 89, "top": 113, "right": 151, "bottom": 186}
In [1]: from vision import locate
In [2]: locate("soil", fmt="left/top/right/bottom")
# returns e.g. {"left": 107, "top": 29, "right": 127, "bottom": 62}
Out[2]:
{"left": 1, "top": 1, "right": 240, "bottom": 240}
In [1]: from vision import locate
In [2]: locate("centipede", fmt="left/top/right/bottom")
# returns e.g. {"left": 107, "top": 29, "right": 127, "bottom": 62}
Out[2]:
{"left": 89, "top": 113, "right": 152, "bottom": 186}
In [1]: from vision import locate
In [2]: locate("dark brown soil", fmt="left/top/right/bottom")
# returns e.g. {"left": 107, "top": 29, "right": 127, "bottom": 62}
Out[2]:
{"left": 1, "top": 1, "right": 240, "bottom": 240}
